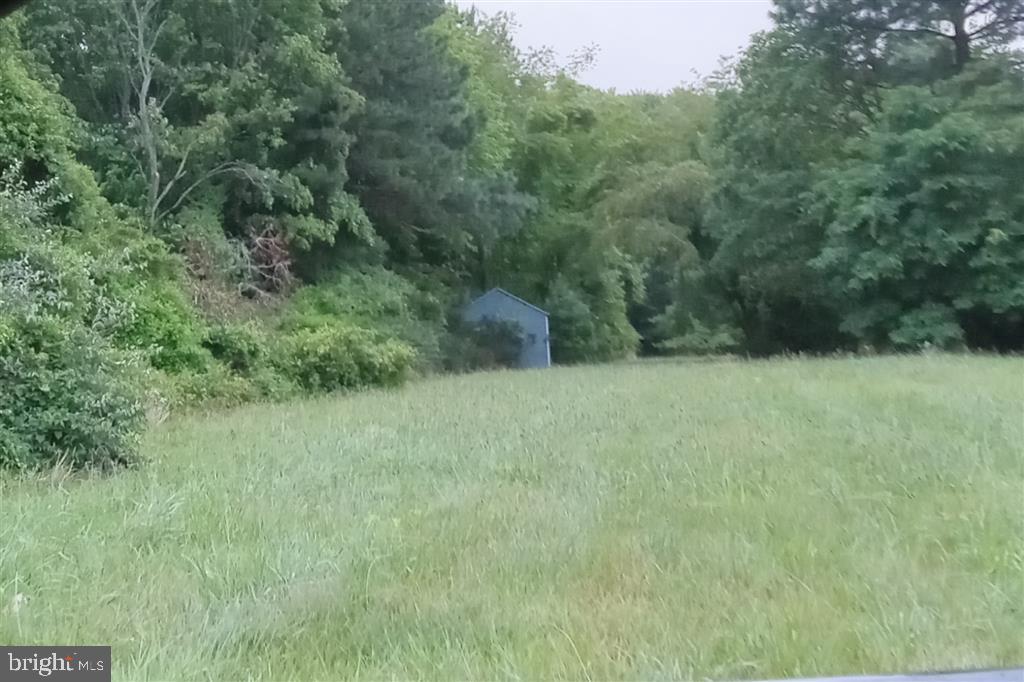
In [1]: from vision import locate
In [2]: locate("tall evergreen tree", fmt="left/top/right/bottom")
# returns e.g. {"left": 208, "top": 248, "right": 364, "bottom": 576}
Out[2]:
{"left": 337, "top": 0, "right": 478, "bottom": 269}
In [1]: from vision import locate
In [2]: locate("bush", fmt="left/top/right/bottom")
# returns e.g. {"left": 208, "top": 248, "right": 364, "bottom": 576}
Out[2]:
{"left": 0, "top": 314, "right": 144, "bottom": 470}
{"left": 888, "top": 304, "right": 966, "bottom": 351}
{"left": 657, "top": 320, "right": 742, "bottom": 354}
{"left": 285, "top": 267, "right": 417, "bottom": 324}
{"left": 155, "top": 363, "right": 262, "bottom": 410}
{"left": 0, "top": 163, "right": 144, "bottom": 470}
{"left": 247, "top": 365, "right": 300, "bottom": 401}
{"left": 281, "top": 267, "right": 445, "bottom": 371}
{"left": 544, "top": 271, "right": 639, "bottom": 364}
{"left": 115, "top": 281, "right": 212, "bottom": 372}
{"left": 650, "top": 265, "right": 747, "bottom": 355}
{"left": 443, "top": 319, "right": 523, "bottom": 372}
{"left": 276, "top": 323, "right": 415, "bottom": 392}
{"left": 544, "top": 279, "right": 598, "bottom": 363}
{"left": 203, "top": 321, "right": 268, "bottom": 374}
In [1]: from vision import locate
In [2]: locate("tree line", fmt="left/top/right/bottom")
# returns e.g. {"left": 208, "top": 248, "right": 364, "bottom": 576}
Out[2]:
{"left": 1, "top": 0, "right": 1021, "bottom": 467}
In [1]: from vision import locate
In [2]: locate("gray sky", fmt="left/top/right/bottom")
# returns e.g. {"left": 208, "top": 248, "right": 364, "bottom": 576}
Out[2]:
{"left": 453, "top": 0, "right": 774, "bottom": 93}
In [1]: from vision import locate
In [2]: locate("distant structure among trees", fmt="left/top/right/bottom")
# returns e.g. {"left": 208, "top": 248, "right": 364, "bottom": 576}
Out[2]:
{"left": 464, "top": 289, "right": 551, "bottom": 369}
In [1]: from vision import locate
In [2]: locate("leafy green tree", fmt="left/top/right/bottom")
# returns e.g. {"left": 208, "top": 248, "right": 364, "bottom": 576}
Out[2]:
{"left": 432, "top": 8, "right": 526, "bottom": 176}
{"left": 22, "top": 0, "right": 370, "bottom": 260}
{"left": 430, "top": 8, "right": 539, "bottom": 288}
{"left": 812, "top": 60, "right": 1024, "bottom": 349}
{"left": 774, "top": 0, "right": 1024, "bottom": 74}
{"left": 705, "top": 28, "right": 869, "bottom": 353}
{"left": 708, "top": 1, "right": 1023, "bottom": 353}
{"left": 581, "top": 90, "right": 715, "bottom": 350}
{"left": 171, "top": 0, "right": 371, "bottom": 252}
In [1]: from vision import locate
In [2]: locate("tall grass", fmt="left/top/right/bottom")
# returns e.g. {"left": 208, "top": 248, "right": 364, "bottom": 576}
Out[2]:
{"left": 1, "top": 355, "right": 1022, "bottom": 680}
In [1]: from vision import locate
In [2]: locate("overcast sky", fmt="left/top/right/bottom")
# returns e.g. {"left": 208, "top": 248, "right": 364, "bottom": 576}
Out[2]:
{"left": 453, "top": 0, "right": 774, "bottom": 93}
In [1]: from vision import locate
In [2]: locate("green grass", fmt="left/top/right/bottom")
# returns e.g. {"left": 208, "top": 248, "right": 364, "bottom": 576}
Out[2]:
{"left": 2, "top": 355, "right": 1022, "bottom": 681}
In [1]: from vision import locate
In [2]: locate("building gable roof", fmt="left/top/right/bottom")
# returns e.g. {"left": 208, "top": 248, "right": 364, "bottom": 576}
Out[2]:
{"left": 470, "top": 287, "right": 549, "bottom": 316}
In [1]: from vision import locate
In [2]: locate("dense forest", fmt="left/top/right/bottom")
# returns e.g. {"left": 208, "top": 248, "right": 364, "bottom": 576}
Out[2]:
{"left": 1, "top": 0, "right": 1022, "bottom": 467}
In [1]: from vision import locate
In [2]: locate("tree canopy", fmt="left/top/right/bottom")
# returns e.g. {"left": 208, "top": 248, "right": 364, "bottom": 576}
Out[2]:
{"left": 1, "top": 0, "right": 1020, "bottom": 440}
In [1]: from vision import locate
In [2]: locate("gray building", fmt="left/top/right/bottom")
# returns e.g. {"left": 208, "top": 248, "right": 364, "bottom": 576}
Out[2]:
{"left": 463, "top": 288, "right": 551, "bottom": 369}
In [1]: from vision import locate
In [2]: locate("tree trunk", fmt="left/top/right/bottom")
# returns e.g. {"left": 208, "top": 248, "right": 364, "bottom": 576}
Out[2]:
{"left": 479, "top": 241, "right": 490, "bottom": 291}
{"left": 952, "top": 6, "right": 971, "bottom": 70}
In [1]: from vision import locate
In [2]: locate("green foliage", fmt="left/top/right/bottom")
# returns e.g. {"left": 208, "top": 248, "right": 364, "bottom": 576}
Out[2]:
{"left": 773, "top": 0, "right": 1024, "bottom": 75}
{"left": 245, "top": 365, "right": 301, "bottom": 402}
{"left": 812, "top": 61, "right": 1024, "bottom": 349}
{"left": 887, "top": 304, "right": 966, "bottom": 351}
{"left": 705, "top": 28, "right": 871, "bottom": 354}
{"left": 285, "top": 268, "right": 426, "bottom": 329}
{"left": 203, "top": 322, "right": 268, "bottom": 375}
{"left": 0, "top": 19, "right": 73, "bottom": 169}
{"left": 22, "top": 0, "right": 370, "bottom": 250}
{"left": 0, "top": 167, "right": 144, "bottom": 470}
{"left": 543, "top": 272, "right": 638, "bottom": 364}
{"left": 584, "top": 265, "right": 642, "bottom": 361}
{"left": 484, "top": 73, "right": 715, "bottom": 361}
{"left": 2, "top": 0, "right": 1021, "bottom": 464}
{"left": 338, "top": 0, "right": 477, "bottom": 264}
{"left": 276, "top": 323, "right": 414, "bottom": 393}
{"left": 115, "top": 282, "right": 211, "bottom": 372}
{"left": 705, "top": 10, "right": 1022, "bottom": 353}
{"left": 653, "top": 267, "right": 745, "bottom": 355}
{"left": 0, "top": 314, "right": 144, "bottom": 470}
{"left": 543, "top": 279, "right": 598, "bottom": 364}
{"left": 12, "top": 0, "right": 716, "bottom": 374}
{"left": 282, "top": 267, "right": 446, "bottom": 370}
{"left": 432, "top": 9, "right": 525, "bottom": 175}
{"left": 156, "top": 364, "right": 261, "bottom": 411}
{"left": 657, "top": 318, "right": 743, "bottom": 355}
{"left": 0, "top": 19, "right": 122, "bottom": 235}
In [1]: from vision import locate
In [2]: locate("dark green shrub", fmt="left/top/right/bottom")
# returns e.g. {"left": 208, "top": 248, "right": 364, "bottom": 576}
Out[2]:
{"left": 887, "top": 304, "right": 966, "bottom": 351}
{"left": 544, "top": 274, "right": 639, "bottom": 364}
{"left": 247, "top": 365, "right": 300, "bottom": 401}
{"left": 0, "top": 163, "right": 145, "bottom": 470}
{"left": 203, "top": 321, "right": 268, "bottom": 374}
{"left": 285, "top": 267, "right": 417, "bottom": 324}
{"left": 544, "top": 280, "right": 598, "bottom": 363}
{"left": 115, "top": 282, "right": 211, "bottom": 372}
{"left": 443, "top": 319, "right": 523, "bottom": 372}
{"left": 276, "top": 323, "right": 415, "bottom": 392}
{"left": 281, "top": 267, "right": 445, "bottom": 371}
{"left": 0, "top": 314, "right": 144, "bottom": 470}
{"left": 656, "top": 318, "right": 742, "bottom": 354}
{"left": 156, "top": 363, "right": 261, "bottom": 409}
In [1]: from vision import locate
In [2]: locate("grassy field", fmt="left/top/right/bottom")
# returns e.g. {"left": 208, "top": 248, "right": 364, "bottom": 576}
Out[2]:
{"left": 1, "top": 355, "right": 1022, "bottom": 680}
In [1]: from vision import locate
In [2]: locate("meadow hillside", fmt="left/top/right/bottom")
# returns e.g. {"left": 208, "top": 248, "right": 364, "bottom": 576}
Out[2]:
{"left": 1, "top": 356, "right": 1022, "bottom": 680}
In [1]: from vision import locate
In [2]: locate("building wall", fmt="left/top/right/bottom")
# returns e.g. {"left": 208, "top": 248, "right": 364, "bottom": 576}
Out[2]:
{"left": 463, "top": 290, "right": 551, "bottom": 369}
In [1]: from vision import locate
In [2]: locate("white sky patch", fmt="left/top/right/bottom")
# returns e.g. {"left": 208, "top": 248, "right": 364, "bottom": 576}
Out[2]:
{"left": 452, "top": 0, "right": 774, "bottom": 92}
